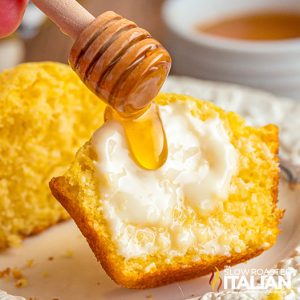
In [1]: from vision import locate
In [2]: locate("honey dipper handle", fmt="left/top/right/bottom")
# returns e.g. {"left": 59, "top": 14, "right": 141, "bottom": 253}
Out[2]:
{"left": 31, "top": 0, "right": 95, "bottom": 39}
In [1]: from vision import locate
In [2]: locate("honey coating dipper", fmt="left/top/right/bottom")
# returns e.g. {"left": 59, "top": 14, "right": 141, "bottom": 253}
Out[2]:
{"left": 32, "top": 0, "right": 172, "bottom": 113}
{"left": 32, "top": 0, "right": 171, "bottom": 170}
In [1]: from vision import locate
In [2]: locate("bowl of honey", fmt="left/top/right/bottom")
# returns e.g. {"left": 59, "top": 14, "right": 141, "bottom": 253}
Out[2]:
{"left": 163, "top": 0, "right": 300, "bottom": 100}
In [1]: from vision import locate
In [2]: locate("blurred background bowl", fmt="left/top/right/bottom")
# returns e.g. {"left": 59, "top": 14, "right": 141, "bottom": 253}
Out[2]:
{"left": 162, "top": 0, "right": 300, "bottom": 100}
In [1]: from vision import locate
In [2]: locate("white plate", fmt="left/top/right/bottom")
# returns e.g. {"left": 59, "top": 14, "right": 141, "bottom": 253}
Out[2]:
{"left": 1, "top": 76, "right": 299, "bottom": 300}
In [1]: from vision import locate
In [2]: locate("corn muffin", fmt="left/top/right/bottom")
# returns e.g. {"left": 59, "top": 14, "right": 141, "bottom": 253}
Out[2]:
{"left": 50, "top": 93, "right": 283, "bottom": 289}
{"left": 0, "top": 62, "right": 106, "bottom": 249}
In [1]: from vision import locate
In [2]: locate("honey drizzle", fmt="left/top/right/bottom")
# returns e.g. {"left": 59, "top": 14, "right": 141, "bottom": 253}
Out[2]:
{"left": 104, "top": 103, "right": 168, "bottom": 170}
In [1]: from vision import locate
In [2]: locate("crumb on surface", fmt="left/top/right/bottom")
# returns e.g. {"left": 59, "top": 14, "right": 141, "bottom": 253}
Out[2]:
{"left": 48, "top": 256, "right": 54, "bottom": 261}
{"left": 145, "top": 295, "right": 153, "bottom": 299}
{"left": 0, "top": 267, "right": 11, "bottom": 278}
{"left": 62, "top": 249, "right": 74, "bottom": 258}
{"left": 15, "top": 277, "right": 28, "bottom": 288}
{"left": 0, "top": 266, "right": 30, "bottom": 287}
{"left": 12, "top": 268, "right": 23, "bottom": 280}
{"left": 26, "top": 259, "right": 34, "bottom": 268}
{"left": 42, "top": 271, "right": 49, "bottom": 278}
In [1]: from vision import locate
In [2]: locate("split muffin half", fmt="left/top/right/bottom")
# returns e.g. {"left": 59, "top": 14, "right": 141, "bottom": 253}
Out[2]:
{"left": 50, "top": 93, "right": 283, "bottom": 289}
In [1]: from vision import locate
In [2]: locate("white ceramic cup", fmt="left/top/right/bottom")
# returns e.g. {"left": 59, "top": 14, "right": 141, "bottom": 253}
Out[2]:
{"left": 162, "top": 0, "right": 300, "bottom": 100}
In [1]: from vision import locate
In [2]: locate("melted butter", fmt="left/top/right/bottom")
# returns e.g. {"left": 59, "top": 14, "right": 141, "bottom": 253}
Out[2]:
{"left": 104, "top": 103, "right": 168, "bottom": 170}
{"left": 92, "top": 101, "right": 239, "bottom": 258}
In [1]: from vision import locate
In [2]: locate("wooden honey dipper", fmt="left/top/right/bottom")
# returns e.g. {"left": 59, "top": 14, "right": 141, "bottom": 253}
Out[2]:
{"left": 32, "top": 0, "right": 172, "bottom": 113}
{"left": 32, "top": 0, "right": 171, "bottom": 170}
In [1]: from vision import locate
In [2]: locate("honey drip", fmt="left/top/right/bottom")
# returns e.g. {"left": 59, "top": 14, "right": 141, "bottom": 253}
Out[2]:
{"left": 104, "top": 103, "right": 168, "bottom": 170}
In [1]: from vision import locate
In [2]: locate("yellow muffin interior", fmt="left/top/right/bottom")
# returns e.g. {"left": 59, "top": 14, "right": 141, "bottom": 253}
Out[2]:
{"left": 50, "top": 93, "right": 283, "bottom": 288}
{"left": 0, "top": 62, "right": 106, "bottom": 249}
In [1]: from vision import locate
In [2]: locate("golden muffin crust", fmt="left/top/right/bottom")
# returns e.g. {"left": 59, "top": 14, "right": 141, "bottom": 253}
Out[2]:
{"left": 50, "top": 93, "right": 283, "bottom": 289}
{"left": 0, "top": 62, "right": 106, "bottom": 249}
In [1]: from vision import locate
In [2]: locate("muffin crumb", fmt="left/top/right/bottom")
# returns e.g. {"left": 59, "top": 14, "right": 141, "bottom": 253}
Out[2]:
{"left": 0, "top": 267, "right": 11, "bottom": 278}
{"left": 42, "top": 271, "right": 49, "bottom": 278}
{"left": 62, "top": 249, "right": 74, "bottom": 258}
{"left": 26, "top": 259, "right": 34, "bottom": 268}
{"left": 12, "top": 268, "right": 23, "bottom": 280}
{"left": 15, "top": 277, "right": 28, "bottom": 288}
